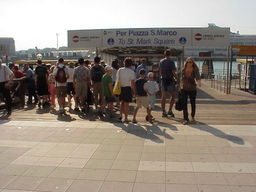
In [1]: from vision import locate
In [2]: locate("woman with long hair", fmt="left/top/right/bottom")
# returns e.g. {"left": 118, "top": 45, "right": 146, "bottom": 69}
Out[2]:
{"left": 181, "top": 57, "right": 201, "bottom": 124}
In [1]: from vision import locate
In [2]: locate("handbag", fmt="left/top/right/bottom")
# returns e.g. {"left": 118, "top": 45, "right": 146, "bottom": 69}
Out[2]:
{"left": 175, "top": 90, "right": 184, "bottom": 111}
{"left": 113, "top": 81, "right": 121, "bottom": 95}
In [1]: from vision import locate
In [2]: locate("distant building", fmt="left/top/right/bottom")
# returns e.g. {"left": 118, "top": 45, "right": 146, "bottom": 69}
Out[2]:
{"left": 0, "top": 37, "right": 16, "bottom": 56}
{"left": 230, "top": 33, "right": 256, "bottom": 46}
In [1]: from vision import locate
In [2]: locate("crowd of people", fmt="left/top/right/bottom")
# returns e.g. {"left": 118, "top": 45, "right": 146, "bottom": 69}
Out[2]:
{"left": 0, "top": 49, "right": 201, "bottom": 124}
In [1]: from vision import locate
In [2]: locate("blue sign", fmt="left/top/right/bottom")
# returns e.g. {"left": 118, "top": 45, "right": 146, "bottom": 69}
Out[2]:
{"left": 107, "top": 38, "right": 115, "bottom": 45}
{"left": 179, "top": 37, "right": 187, "bottom": 44}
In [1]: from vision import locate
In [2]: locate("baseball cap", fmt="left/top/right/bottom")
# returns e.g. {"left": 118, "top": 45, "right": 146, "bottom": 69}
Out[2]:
{"left": 139, "top": 69, "right": 146, "bottom": 75}
{"left": 105, "top": 65, "right": 113, "bottom": 71}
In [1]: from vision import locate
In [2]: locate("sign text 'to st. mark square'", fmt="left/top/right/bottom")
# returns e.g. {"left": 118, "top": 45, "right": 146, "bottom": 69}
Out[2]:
{"left": 68, "top": 27, "right": 230, "bottom": 49}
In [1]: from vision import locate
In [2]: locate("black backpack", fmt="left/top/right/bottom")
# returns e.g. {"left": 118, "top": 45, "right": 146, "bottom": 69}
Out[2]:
{"left": 55, "top": 67, "right": 67, "bottom": 83}
{"left": 91, "top": 66, "right": 104, "bottom": 82}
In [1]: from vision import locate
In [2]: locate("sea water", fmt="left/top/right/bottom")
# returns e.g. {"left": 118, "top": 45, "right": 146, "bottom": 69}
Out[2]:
{"left": 197, "top": 61, "right": 239, "bottom": 76}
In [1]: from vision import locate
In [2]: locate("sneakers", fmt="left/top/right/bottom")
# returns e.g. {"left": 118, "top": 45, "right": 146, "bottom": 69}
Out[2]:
{"left": 191, "top": 117, "right": 196, "bottom": 122}
{"left": 162, "top": 111, "right": 168, "bottom": 117}
{"left": 6, "top": 110, "right": 12, "bottom": 117}
{"left": 109, "top": 113, "right": 115, "bottom": 119}
{"left": 146, "top": 115, "right": 154, "bottom": 124}
{"left": 74, "top": 108, "right": 80, "bottom": 112}
{"left": 182, "top": 120, "right": 189, "bottom": 125}
{"left": 98, "top": 110, "right": 104, "bottom": 117}
{"left": 162, "top": 110, "right": 175, "bottom": 118}
{"left": 132, "top": 119, "right": 138, "bottom": 124}
{"left": 58, "top": 109, "right": 66, "bottom": 115}
{"left": 167, "top": 110, "right": 175, "bottom": 118}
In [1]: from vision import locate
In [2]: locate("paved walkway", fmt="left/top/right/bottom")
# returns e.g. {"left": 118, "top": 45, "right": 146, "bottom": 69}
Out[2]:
{"left": 0, "top": 80, "right": 255, "bottom": 192}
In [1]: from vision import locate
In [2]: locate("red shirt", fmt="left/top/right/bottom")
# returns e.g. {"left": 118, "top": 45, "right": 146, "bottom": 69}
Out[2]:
{"left": 14, "top": 70, "right": 25, "bottom": 78}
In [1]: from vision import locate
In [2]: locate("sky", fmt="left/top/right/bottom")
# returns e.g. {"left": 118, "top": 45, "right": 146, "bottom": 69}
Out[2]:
{"left": 0, "top": 0, "right": 255, "bottom": 50}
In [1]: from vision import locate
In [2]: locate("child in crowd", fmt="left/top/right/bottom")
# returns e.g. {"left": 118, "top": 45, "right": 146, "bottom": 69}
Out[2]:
{"left": 144, "top": 72, "right": 159, "bottom": 121}
{"left": 132, "top": 69, "right": 153, "bottom": 123}
{"left": 102, "top": 65, "right": 115, "bottom": 118}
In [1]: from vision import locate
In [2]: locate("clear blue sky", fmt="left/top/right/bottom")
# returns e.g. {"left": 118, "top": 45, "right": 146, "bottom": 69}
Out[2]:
{"left": 0, "top": 0, "right": 255, "bottom": 50}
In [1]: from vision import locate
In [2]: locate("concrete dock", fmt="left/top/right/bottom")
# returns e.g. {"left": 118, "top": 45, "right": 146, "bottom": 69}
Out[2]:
{"left": 0, "top": 80, "right": 256, "bottom": 192}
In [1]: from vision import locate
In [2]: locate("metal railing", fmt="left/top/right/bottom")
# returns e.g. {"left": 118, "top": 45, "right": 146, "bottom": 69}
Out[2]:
{"left": 206, "top": 74, "right": 250, "bottom": 94}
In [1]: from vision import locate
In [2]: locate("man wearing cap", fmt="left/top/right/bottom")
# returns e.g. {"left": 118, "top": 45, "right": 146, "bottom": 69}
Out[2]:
{"left": 136, "top": 59, "right": 149, "bottom": 78}
{"left": 0, "top": 59, "right": 14, "bottom": 116}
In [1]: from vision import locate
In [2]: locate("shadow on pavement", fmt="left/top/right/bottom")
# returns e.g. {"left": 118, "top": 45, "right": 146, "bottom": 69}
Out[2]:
{"left": 113, "top": 122, "right": 173, "bottom": 144}
{"left": 57, "top": 113, "right": 76, "bottom": 122}
{"left": 188, "top": 123, "right": 244, "bottom": 145}
{"left": 0, "top": 112, "right": 11, "bottom": 122}
{"left": 197, "top": 88, "right": 215, "bottom": 99}
{"left": 197, "top": 99, "right": 256, "bottom": 105}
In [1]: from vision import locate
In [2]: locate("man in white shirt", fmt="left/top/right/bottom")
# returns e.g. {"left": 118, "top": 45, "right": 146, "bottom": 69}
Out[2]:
{"left": 0, "top": 59, "right": 14, "bottom": 116}
{"left": 66, "top": 62, "right": 76, "bottom": 110}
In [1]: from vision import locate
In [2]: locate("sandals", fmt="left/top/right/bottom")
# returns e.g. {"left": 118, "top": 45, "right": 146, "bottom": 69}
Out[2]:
{"left": 182, "top": 120, "right": 189, "bottom": 125}
{"left": 123, "top": 119, "right": 130, "bottom": 124}
{"left": 132, "top": 119, "right": 138, "bottom": 124}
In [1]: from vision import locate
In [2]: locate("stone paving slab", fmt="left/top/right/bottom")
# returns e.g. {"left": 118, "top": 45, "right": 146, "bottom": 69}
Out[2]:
{"left": 0, "top": 120, "right": 256, "bottom": 192}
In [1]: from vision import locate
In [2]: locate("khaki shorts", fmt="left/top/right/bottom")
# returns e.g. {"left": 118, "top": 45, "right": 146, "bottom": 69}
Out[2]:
{"left": 93, "top": 82, "right": 103, "bottom": 99}
{"left": 56, "top": 86, "right": 67, "bottom": 98}
{"left": 136, "top": 96, "right": 149, "bottom": 108}
{"left": 75, "top": 82, "right": 88, "bottom": 97}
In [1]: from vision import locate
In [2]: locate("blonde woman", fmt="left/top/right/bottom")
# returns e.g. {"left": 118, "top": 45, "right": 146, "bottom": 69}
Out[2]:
{"left": 181, "top": 57, "right": 201, "bottom": 124}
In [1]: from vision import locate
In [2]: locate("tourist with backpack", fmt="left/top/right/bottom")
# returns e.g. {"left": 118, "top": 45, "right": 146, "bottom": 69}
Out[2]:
{"left": 53, "top": 58, "right": 69, "bottom": 114}
{"left": 90, "top": 56, "right": 105, "bottom": 116}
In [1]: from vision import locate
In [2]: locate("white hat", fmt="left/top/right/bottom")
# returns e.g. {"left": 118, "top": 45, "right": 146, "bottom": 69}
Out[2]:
{"left": 105, "top": 65, "right": 113, "bottom": 71}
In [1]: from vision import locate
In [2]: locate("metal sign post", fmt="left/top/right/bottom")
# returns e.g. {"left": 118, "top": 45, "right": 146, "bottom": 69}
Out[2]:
{"left": 226, "top": 46, "right": 230, "bottom": 94}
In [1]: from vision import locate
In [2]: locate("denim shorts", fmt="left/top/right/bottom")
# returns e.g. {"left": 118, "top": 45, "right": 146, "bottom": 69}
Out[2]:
{"left": 161, "top": 78, "right": 176, "bottom": 94}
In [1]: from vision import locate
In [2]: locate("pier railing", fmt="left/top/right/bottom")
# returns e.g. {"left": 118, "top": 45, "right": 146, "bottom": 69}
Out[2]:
{"left": 205, "top": 74, "right": 250, "bottom": 94}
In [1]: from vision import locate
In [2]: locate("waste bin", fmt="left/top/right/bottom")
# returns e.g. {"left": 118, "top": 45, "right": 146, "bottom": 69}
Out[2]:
{"left": 249, "top": 64, "right": 256, "bottom": 94}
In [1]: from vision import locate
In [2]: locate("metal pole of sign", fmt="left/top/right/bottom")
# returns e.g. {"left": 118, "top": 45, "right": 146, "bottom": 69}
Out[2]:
{"left": 226, "top": 46, "right": 230, "bottom": 94}
{"left": 6, "top": 55, "right": 8, "bottom": 66}
{"left": 178, "top": 46, "right": 185, "bottom": 82}
{"left": 96, "top": 47, "right": 99, "bottom": 57}
{"left": 245, "top": 56, "right": 248, "bottom": 91}
{"left": 229, "top": 49, "right": 233, "bottom": 94}
{"left": 182, "top": 46, "right": 185, "bottom": 69}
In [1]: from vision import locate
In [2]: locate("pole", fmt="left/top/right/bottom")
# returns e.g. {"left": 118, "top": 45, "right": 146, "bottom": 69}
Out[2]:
{"left": 56, "top": 33, "right": 59, "bottom": 50}
{"left": 5, "top": 54, "right": 8, "bottom": 66}
{"left": 245, "top": 56, "right": 248, "bottom": 91}
{"left": 229, "top": 49, "right": 233, "bottom": 94}
{"left": 226, "top": 46, "right": 230, "bottom": 94}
